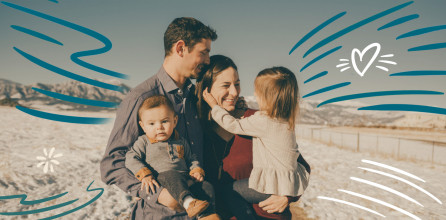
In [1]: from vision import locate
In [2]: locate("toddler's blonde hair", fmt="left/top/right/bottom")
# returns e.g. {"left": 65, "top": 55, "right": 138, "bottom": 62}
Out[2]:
{"left": 254, "top": 66, "right": 299, "bottom": 130}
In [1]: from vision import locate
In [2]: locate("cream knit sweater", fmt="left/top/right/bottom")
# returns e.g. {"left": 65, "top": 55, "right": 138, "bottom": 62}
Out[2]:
{"left": 211, "top": 105, "right": 308, "bottom": 196}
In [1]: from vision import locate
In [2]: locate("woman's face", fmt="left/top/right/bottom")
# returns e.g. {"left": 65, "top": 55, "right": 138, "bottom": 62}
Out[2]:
{"left": 209, "top": 67, "right": 240, "bottom": 112}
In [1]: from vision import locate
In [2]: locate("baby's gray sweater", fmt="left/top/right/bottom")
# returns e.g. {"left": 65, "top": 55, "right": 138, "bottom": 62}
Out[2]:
{"left": 125, "top": 134, "right": 200, "bottom": 175}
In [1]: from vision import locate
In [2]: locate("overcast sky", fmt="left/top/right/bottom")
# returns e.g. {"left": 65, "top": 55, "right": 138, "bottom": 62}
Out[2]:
{"left": 1, "top": 0, "right": 445, "bottom": 109}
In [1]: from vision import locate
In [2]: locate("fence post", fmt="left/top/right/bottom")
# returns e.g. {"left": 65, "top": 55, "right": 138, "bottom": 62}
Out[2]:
{"left": 432, "top": 141, "right": 435, "bottom": 164}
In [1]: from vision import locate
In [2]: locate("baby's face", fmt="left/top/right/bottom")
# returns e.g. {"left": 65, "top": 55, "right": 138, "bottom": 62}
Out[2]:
{"left": 139, "top": 105, "right": 178, "bottom": 142}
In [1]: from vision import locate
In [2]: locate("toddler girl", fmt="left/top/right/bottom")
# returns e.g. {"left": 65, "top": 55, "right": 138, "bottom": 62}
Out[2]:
{"left": 203, "top": 66, "right": 308, "bottom": 209}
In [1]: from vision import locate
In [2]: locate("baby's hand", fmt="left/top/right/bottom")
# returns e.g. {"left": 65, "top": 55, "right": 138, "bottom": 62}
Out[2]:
{"left": 190, "top": 172, "right": 204, "bottom": 182}
{"left": 141, "top": 175, "right": 160, "bottom": 194}
{"left": 202, "top": 89, "right": 218, "bottom": 108}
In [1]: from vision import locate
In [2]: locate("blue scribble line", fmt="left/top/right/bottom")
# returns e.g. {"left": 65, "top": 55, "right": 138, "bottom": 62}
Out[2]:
{"left": 0, "top": 181, "right": 103, "bottom": 219}
{"left": 317, "top": 90, "right": 444, "bottom": 107}
{"left": 289, "top": 11, "right": 346, "bottom": 55}
{"left": 32, "top": 87, "right": 119, "bottom": 108}
{"left": 377, "top": 14, "right": 419, "bottom": 31}
{"left": 0, "top": 199, "right": 78, "bottom": 216}
{"left": 0, "top": 192, "right": 68, "bottom": 206}
{"left": 1, "top": 1, "right": 129, "bottom": 79}
{"left": 304, "top": 71, "right": 328, "bottom": 84}
{"left": 40, "top": 181, "right": 104, "bottom": 220}
{"left": 10, "top": 25, "right": 63, "bottom": 46}
{"left": 390, "top": 70, "right": 446, "bottom": 76}
{"left": 14, "top": 47, "right": 123, "bottom": 92}
{"left": 408, "top": 42, "right": 446, "bottom": 51}
{"left": 16, "top": 106, "right": 111, "bottom": 124}
{"left": 48, "top": 0, "right": 58, "bottom": 3}
{"left": 359, "top": 104, "right": 446, "bottom": 115}
{"left": 303, "top": 1, "right": 414, "bottom": 58}
{"left": 303, "top": 82, "right": 351, "bottom": 98}
{"left": 397, "top": 25, "right": 446, "bottom": 39}
{"left": 300, "top": 46, "right": 342, "bottom": 72}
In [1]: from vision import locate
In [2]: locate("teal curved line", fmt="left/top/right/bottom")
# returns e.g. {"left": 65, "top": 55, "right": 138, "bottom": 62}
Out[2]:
{"left": 1, "top": 1, "right": 129, "bottom": 79}
{"left": 358, "top": 104, "right": 446, "bottom": 115}
{"left": 408, "top": 42, "right": 446, "bottom": 51}
{"left": 10, "top": 25, "right": 63, "bottom": 46}
{"left": 317, "top": 90, "right": 444, "bottom": 107}
{"left": 302, "top": 82, "right": 351, "bottom": 98}
{"left": 13, "top": 47, "right": 122, "bottom": 92}
{"left": 397, "top": 25, "right": 446, "bottom": 39}
{"left": 377, "top": 14, "right": 419, "bottom": 31}
{"left": 16, "top": 106, "right": 111, "bottom": 124}
{"left": 40, "top": 181, "right": 104, "bottom": 220}
{"left": 300, "top": 46, "right": 342, "bottom": 72}
{"left": 0, "top": 192, "right": 68, "bottom": 206}
{"left": 390, "top": 70, "right": 446, "bottom": 76}
{"left": 32, "top": 87, "right": 119, "bottom": 108}
{"left": 0, "top": 199, "right": 78, "bottom": 216}
{"left": 304, "top": 71, "right": 328, "bottom": 84}
{"left": 289, "top": 11, "right": 346, "bottom": 55}
{"left": 303, "top": 1, "right": 413, "bottom": 58}
{"left": 48, "top": 0, "right": 58, "bottom": 3}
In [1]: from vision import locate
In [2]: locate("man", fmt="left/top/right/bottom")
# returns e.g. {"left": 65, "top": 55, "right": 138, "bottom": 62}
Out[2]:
{"left": 100, "top": 17, "right": 217, "bottom": 219}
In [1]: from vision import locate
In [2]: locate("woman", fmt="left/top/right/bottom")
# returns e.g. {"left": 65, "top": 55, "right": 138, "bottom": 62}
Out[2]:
{"left": 195, "top": 55, "right": 311, "bottom": 219}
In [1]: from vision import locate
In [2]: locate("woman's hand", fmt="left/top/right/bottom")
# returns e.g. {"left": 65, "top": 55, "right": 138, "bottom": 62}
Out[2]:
{"left": 141, "top": 175, "right": 160, "bottom": 194}
{"left": 202, "top": 89, "right": 218, "bottom": 108}
{"left": 259, "top": 195, "right": 289, "bottom": 214}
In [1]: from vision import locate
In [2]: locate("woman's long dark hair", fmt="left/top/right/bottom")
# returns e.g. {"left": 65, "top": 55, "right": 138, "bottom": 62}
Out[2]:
{"left": 195, "top": 55, "right": 238, "bottom": 127}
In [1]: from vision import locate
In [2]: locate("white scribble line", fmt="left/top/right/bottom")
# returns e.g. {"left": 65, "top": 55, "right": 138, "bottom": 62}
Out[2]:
{"left": 378, "top": 60, "right": 397, "bottom": 65}
{"left": 336, "top": 63, "right": 350, "bottom": 68}
{"left": 338, "top": 189, "right": 421, "bottom": 220}
{"left": 317, "top": 196, "right": 385, "bottom": 217}
{"left": 361, "top": 159, "right": 425, "bottom": 182}
{"left": 358, "top": 167, "right": 442, "bottom": 204}
{"left": 350, "top": 177, "right": 423, "bottom": 207}
{"left": 340, "top": 66, "right": 351, "bottom": 72}
{"left": 340, "top": 58, "right": 349, "bottom": 61}
{"left": 376, "top": 66, "right": 389, "bottom": 71}
{"left": 380, "top": 54, "right": 394, "bottom": 57}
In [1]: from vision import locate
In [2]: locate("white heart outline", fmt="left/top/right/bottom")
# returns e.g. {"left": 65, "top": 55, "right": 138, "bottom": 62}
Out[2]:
{"left": 351, "top": 43, "right": 381, "bottom": 77}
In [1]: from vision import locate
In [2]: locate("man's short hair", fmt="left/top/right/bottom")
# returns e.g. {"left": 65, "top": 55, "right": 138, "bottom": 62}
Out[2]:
{"left": 164, "top": 17, "right": 217, "bottom": 57}
{"left": 138, "top": 95, "right": 175, "bottom": 120}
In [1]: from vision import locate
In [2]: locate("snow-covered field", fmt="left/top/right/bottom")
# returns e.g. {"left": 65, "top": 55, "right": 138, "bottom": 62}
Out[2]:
{"left": 296, "top": 138, "right": 446, "bottom": 220}
{"left": 1, "top": 107, "right": 445, "bottom": 219}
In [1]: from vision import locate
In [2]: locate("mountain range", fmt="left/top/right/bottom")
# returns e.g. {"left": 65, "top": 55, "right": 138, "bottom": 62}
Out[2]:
{"left": 1, "top": 79, "right": 444, "bottom": 129}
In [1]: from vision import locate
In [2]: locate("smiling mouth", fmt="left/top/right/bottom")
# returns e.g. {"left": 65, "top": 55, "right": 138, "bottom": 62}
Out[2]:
{"left": 223, "top": 98, "right": 236, "bottom": 105}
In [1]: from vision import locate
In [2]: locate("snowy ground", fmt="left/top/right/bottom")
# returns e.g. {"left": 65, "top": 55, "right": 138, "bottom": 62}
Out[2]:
{"left": 296, "top": 137, "right": 446, "bottom": 220}
{"left": 1, "top": 107, "right": 445, "bottom": 219}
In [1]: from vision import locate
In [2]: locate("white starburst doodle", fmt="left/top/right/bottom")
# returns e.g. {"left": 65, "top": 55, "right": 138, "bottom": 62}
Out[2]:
{"left": 36, "top": 147, "right": 63, "bottom": 173}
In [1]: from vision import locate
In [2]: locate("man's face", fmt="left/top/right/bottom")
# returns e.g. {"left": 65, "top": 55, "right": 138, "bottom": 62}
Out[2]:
{"left": 182, "top": 38, "right": 211, "bottom": 79}
{"left": 139, "top": 105, "right": 178, "bottom": 142}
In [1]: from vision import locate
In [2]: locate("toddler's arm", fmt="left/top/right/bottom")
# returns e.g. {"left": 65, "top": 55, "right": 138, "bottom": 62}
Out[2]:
{"left": 210, "top": 105, "right": 264, "bottom": 137}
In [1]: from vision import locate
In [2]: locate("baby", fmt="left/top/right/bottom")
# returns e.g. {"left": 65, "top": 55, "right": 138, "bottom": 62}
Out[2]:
{"left": 125, "top": 95, "right": 219, "bottom": 219}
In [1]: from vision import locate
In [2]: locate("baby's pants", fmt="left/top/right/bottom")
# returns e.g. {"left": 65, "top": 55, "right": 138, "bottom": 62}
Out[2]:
{"left": 157, "top": 170, "right": 215, "bottom": 212}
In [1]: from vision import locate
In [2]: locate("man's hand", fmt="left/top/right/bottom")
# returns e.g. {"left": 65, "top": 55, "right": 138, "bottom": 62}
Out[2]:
{"left": 202, "top": 89, "right": 218, "bottom": 108}
{"left": 190, "top": 172, "right": 204, "bottom": 182}
{"left": 259, "top": 195, "right": 289, "bottom": 214}
{"left": 141, "top": 175, "right": 160, "bottom": 194}
{"left": 158, "top": 188, "right": 185, "bottom": 212}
